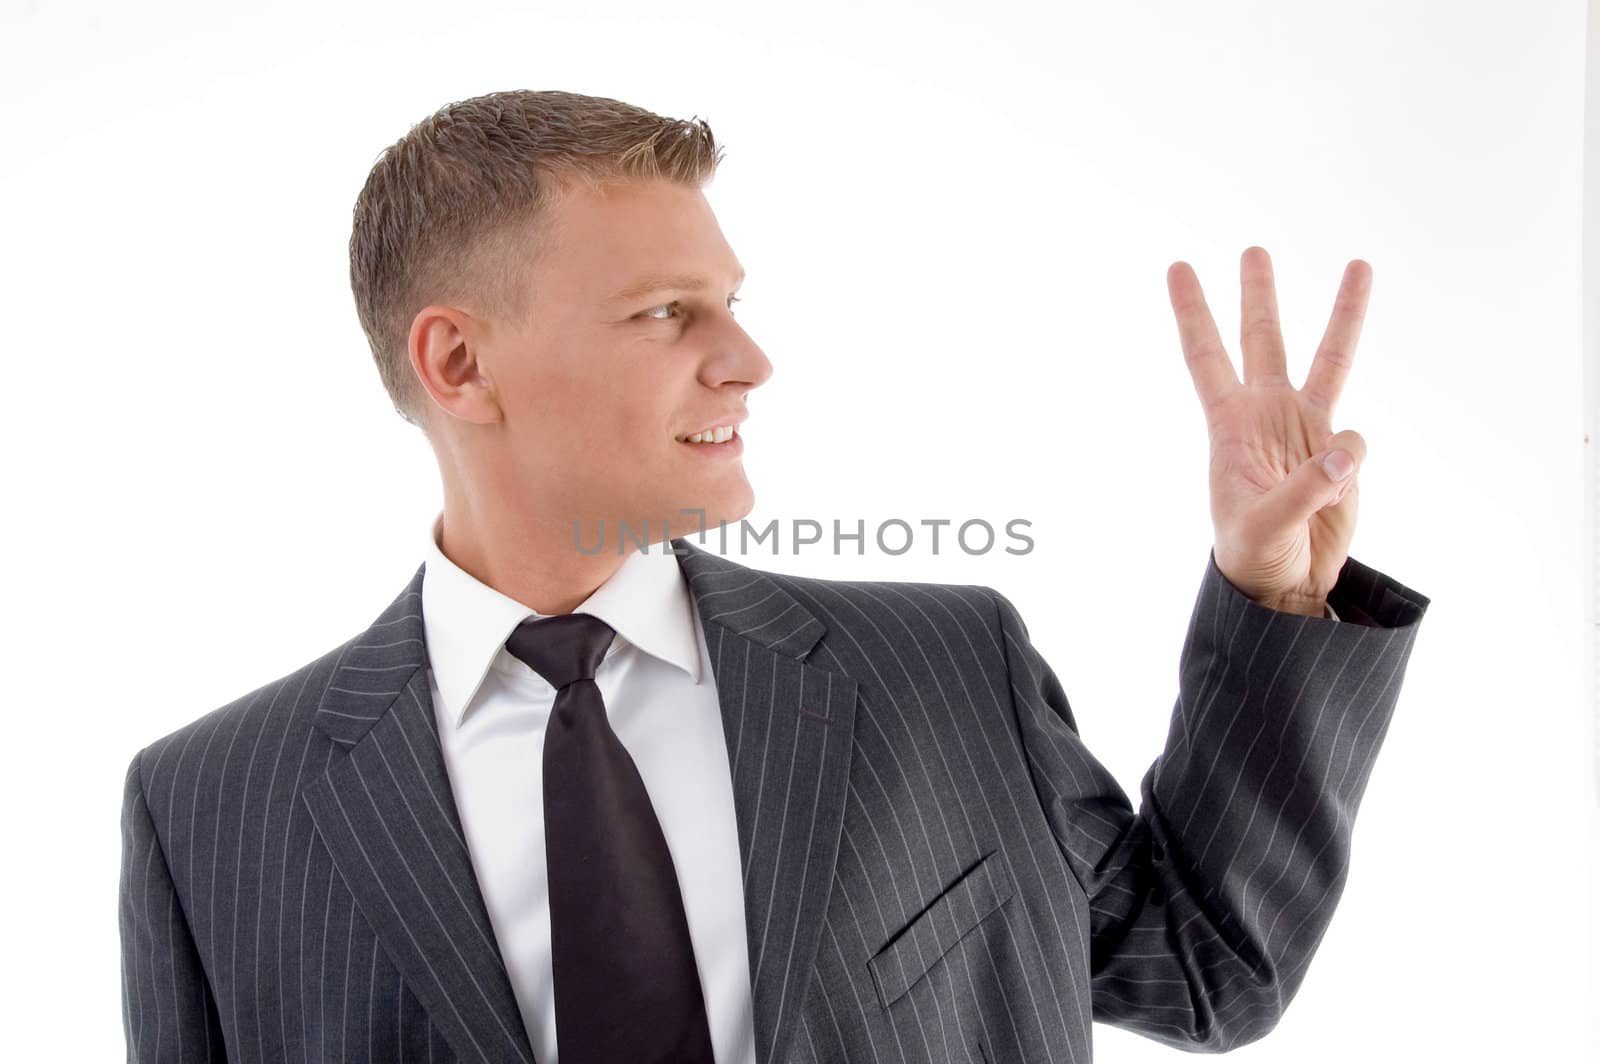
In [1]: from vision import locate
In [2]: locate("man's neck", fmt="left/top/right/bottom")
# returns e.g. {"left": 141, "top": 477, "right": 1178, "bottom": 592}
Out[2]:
{"left": 435, "top": 501, "right": 641, "bottom": 617}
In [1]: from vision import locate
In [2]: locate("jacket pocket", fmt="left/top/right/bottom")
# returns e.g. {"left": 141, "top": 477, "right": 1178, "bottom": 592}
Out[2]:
{"left": 866, "top": 847, "right": 1015, "bottom": 1009}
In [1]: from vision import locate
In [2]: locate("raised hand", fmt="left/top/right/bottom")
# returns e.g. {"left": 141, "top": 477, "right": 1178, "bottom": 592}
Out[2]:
{"left": 1167, "top": 247, "right": 1373, "bottom": 617}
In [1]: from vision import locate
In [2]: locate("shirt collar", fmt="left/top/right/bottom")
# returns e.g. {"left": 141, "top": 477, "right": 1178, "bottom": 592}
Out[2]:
{"left": 420, "top": 511, "right": 702, "bottom": 727}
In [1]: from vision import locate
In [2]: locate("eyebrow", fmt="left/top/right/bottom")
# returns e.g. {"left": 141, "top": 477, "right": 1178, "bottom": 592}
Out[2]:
{"left": 608, "top": 267, "right": 746, "bottom": 304}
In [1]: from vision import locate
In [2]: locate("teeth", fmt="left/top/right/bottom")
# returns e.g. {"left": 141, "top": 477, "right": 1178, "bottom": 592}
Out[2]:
{"left": 685, "top": 424, "right": 737, "bottom": 444}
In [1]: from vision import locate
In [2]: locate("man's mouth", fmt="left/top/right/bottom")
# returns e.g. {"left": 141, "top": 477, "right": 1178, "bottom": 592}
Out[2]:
{"left": 676, "top": 423, "right": 741, "bottom": 445}
{"left": 675, "top": 413, "right": 746, "bottom": 444}
{"left": 675, "top": 419, "right": 745, "bottom": 457}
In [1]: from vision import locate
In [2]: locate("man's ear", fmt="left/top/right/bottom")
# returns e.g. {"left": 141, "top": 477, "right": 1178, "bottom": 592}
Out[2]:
{"left": 410, "top": 305, "right": 502, "bottom": 427}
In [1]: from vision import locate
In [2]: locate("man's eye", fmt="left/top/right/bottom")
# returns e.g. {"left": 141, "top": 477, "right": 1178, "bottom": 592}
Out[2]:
{"left": 642, "top": 296, "right": 741, "bottom": 321}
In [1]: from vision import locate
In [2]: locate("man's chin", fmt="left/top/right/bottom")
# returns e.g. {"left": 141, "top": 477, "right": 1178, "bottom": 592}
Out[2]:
{"left": 657, "top": 488, "right": 755, "bottom": 543}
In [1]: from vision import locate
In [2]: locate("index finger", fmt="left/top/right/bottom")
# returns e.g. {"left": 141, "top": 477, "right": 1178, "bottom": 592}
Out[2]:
{"left": 1167, "top": 261, "right": 1240, "bottom": 417}
{"left": 1301, "top": 259, "right": 1373, "bottom": 413}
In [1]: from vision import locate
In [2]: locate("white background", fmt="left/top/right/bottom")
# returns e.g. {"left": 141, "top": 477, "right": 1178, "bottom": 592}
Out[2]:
{"left": 2, "top": 0, "right": 1589, "bottom": 1060}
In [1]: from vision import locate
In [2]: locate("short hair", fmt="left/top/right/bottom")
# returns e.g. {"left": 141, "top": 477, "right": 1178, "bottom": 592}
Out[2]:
{"left": 347, "top": 89, "right": 725, "bottom": 431}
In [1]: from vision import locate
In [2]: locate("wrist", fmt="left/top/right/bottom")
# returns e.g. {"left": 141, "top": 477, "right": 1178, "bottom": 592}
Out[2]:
{"left": 1255, "top": 594, "right": 1330, "bottom": 619}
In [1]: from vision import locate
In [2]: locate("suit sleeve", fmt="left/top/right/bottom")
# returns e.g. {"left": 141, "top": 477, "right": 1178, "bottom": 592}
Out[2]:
{"left": 990, "top": 549, "right": 1429, "bottom": 1052}
{"left": 120, "top": 748, "right": 230, "bottom": 1062}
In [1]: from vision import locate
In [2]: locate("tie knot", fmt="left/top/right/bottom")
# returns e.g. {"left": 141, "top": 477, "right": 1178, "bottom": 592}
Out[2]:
{"left": 504, "top": 613, "right": 616, "bottom": 690}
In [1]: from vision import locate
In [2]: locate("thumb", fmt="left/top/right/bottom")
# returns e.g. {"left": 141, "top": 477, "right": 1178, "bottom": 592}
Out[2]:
{"left": 1259, "top": 429, "right": 1366, "bottom": 532}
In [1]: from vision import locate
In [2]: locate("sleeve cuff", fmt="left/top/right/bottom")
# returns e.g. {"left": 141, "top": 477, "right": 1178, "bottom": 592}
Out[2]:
{"left": 1209, "top": 549, "right": 1430, "bottom": 630}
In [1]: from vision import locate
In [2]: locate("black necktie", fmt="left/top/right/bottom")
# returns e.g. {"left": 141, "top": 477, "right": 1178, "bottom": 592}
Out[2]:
{"left": 504, "top": 612, "right": 716, "bottom": 1064}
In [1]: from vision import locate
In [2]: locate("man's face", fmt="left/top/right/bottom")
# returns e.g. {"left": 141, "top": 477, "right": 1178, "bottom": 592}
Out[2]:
{"left": 474, "top": 177, "right": 772, "bottom": 548}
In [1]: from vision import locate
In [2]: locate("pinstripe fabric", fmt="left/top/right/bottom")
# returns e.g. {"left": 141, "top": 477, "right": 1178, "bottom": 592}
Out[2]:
{"left": 119, "top": 539, "right": 1428, "bottom": 1063}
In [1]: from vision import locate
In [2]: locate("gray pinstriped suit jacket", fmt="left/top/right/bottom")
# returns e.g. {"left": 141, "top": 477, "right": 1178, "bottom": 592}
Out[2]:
{"left": 119, "top": 537, "right": 1429, "bottom": 1063}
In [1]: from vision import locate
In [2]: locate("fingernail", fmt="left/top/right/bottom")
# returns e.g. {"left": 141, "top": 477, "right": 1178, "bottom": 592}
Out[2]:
{"left": 1323, "top": 448, "right": 1354, "bottom": 480}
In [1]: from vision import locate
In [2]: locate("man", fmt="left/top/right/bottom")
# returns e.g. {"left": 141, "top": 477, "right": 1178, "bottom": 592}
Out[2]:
{"left": 119, "top": 90, "right": 1429, "bottom": 1064}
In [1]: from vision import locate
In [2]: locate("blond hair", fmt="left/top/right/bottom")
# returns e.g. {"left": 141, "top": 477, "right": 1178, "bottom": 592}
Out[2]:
{"left": 348, "top": 89, "right": 725, "bottom": 430}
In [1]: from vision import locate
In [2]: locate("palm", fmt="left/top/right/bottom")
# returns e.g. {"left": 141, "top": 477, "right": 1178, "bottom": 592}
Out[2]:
{"left": 1168, "top": 248, "right": 1372, "bottom": 611}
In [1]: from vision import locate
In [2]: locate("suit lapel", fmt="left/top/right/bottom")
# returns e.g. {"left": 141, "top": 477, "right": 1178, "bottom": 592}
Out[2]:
{"left": 301, "top": 566, "right": 539, "bottom": 1064}
{"left": 300, "top": 541, "right": 858, "bottom": 1064}
{"left": 673, "top": 538, "right": 858, "bottom": 1064}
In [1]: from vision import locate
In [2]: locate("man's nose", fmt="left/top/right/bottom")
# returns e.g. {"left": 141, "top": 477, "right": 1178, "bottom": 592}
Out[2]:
{"left": 706, "top": 319, "right": 774, "bottom": 390}
{"left": 739, "top": 337, "right": 774, "bottom": 390}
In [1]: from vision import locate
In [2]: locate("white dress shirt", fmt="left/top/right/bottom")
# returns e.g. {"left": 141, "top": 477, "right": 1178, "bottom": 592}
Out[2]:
{"left": 420, "top": 512, "right": 757, "bottom": 1064}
